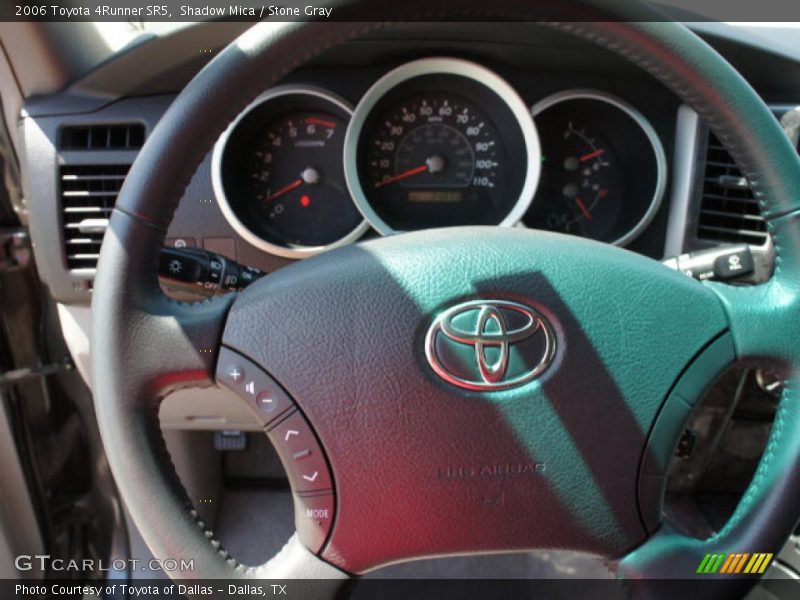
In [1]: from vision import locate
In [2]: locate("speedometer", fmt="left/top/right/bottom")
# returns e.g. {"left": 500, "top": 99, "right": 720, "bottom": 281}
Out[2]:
{"left": 366, "top": 93, "right": 501, "bottom": 216}
{"left": 344, "top": 58, "right": 541, "bottom": 234}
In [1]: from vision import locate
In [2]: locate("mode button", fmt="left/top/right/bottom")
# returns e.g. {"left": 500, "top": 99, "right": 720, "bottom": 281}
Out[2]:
{"left": 293, "top": 493, "right": 334, "bottom": 553}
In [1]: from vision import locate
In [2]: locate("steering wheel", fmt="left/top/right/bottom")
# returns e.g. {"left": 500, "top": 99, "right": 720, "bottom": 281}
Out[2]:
{"left": 91, "top": 1, "right": 800, "bottom": 597}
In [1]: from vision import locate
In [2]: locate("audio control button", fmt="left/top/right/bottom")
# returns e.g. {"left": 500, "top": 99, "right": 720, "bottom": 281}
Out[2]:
{"left": 267, "top": 411, "right": 333, "bottom": 493}
{"left": 216, "top": 347, "right": 294, "bottom": 426}
{"left": 293, "top": 493, "right": 334, "bottom": 554}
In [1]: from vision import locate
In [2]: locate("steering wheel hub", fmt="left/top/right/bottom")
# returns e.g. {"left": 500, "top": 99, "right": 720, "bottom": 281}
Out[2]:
{"left": 220, "top": 227, "right": 727, "bottom": 572}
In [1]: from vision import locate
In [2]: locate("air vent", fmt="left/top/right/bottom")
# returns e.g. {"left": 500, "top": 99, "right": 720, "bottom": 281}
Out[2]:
{"left": 697, "top": 133, "right": 768, "bottom": 246}
{"left": 60, "top": 165, "right": 130, "bottom": 270}
{"left": 60, "top": 123, "right": 145, "bottom": 150}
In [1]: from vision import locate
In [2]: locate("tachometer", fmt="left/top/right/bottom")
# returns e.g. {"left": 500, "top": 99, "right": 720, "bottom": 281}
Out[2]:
{"left": 345, "top": 58, "right": 540, "bottom": 234}
{"left": 248, "top": 111, "right": 355, "bottom": 247}
{"left": 213, "top": 86, "right": 368, "bottom": 258}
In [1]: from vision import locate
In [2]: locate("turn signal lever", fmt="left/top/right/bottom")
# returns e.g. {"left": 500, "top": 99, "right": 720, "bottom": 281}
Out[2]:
{"left": 159, "top": 247, "right": 264, "bottom": 296}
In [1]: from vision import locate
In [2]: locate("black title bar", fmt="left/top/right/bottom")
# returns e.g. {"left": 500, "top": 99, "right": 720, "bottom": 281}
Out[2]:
{"left": 4, "top": 0, "right": 800, "bottom": 22}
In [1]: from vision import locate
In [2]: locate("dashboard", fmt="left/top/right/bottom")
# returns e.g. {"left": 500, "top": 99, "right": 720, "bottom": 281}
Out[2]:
{"left": 213, "top": 56, "right": 666, "bottom": 258}
{"left": 9, "top": 20, "right": 796, "bottom": 432}
{"left": 18, "top": 21, "right": 798, "bottom": 309}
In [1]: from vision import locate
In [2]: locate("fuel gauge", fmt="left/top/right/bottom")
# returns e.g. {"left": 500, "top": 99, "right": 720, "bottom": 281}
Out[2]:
{"left": 525, "top": 90, "right": 667, "bottom": 246}
{"left": 528, "top": 119, "right": 620, "bottom": 240}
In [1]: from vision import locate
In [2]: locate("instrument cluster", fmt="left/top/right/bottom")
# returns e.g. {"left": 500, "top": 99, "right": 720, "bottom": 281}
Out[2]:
{"left": 213, "top": 57, "right": 667, "bottom": 258}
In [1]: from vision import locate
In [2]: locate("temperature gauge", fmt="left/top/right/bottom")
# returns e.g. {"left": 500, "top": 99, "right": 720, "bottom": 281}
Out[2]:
{"left": 529, "top": 120, "right": 619, "bottom": 239}
{"left": 525, "top": 90, "right": 667, "bottom": 246}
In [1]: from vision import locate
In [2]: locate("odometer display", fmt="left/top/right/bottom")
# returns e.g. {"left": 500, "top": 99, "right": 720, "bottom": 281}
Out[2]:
{"left": 346, "top": 59, "right": 541, "bottom": 235}
{"left": 408, "top": 190, "right": 463, "bottom": 204}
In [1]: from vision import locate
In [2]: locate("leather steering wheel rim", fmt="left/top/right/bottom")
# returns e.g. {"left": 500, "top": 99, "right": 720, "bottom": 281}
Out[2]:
{"left": 91, "top": 1, "right": 800, "bottom": 597}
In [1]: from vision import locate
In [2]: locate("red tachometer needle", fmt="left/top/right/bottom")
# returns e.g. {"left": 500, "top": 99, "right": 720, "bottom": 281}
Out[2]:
{"left": 578, "top": 149, "right": 606, "bottom": 162}
{"left": 374, "top": 164, "right": 429, "bottom": 189}
{"left": 305, "top": 117, "right": 337, "bottom": 128}
{"left": 575, "top": 197, "right": 593, "bottom": 220}
{"left": 265, "top": 178, "right": 303, "bottom": 202}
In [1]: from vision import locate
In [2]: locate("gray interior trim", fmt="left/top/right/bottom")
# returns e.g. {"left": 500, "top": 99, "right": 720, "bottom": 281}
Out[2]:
{"left": 666, "top": 103, "right": 784, "bottom": 284}
{"left": 0, "top": 401, "right": 44, "bottom": 580}
{"left": 58, "top": 302, "right": 261, "bottom": 431}
{"left": 0, "top": 24, "right": 70, "bottom": 99}
{"left": 663, "top": 104, "right": 700, "bottom": 257}
{"left": 0, "top": 39, "right": 24, "bottom": 163}
{"left": 22, "top": 91, "right": 297, "bottom": 305}
{"left": 20, "top": 95, "right": 173, "bottom": 304}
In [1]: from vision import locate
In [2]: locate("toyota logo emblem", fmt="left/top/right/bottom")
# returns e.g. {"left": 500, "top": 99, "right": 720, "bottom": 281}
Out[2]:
{"left": 425, "top": 300, "right": 556, "bottom": 391}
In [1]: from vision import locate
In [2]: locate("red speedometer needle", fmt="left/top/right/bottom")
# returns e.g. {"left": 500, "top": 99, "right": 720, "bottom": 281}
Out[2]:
{"left": 266, "top": 178, "right": 303, "bottom": 202}
{"left": 578, "top": 149, "right": 606, "bottom": 162}
{"left": 575, "top": 197, "right": 593, "bottom": 220}
{"left": 374, "top": 165, "right": 429, "bottom": 189}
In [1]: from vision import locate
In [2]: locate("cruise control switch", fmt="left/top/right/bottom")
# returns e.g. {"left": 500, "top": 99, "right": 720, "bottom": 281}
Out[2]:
{"left": 158, "top": 246, "right": 264, "bottom": 295}
{"left": 662, "top": 245, "right": 755, "bottom": 282}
